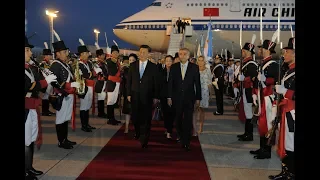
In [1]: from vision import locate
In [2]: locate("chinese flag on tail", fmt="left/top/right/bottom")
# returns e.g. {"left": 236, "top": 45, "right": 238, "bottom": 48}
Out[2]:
{"left": 203, "top": 8, "right": 219, "bottom": 16}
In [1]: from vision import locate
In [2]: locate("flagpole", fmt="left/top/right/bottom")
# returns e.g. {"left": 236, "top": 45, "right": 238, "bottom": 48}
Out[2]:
{"left": 277, "top": 3, "right": 281, "bottom": 43}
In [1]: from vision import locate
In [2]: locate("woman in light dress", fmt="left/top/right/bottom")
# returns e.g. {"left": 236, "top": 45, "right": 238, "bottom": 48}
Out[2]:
{"left": 193, "top": 56, "right": 213, "bottom": 135}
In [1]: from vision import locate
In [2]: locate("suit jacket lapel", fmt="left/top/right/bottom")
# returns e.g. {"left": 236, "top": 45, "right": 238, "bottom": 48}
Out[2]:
{"left": 178, "top": 63, "right": 182, "bottom": 81}
{"left": 184, "top": 63, "right": 191, "bottom": 80}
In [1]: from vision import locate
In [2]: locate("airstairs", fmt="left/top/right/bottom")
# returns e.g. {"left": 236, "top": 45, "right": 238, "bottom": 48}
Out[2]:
{"left": 166, "top": 31, "right": 185, "bottom": 56}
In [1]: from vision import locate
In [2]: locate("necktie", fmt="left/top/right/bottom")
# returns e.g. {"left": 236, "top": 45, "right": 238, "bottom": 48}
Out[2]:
{"left": 167, "top": 70, "right": 169, "bottom": 82}
{"left": 140, "top": 62, "right": 145, "bottom": 79}
{"left": 181, "top": 64, "right": 185, "bottom": 80}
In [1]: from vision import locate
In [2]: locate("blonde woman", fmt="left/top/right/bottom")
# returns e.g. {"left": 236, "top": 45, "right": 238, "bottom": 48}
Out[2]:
{"left": 193, "top": 56, "right": 213, "bottom": 135}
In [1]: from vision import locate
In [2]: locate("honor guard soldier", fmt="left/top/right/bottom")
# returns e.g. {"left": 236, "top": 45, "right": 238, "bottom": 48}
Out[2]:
{"left": 236, "top": 39, "right": 259, "bottom": 142}
{"left": 232, "top": 59, "right": 241, "bottom": 97}
{"left": 77, "top": 39, "right": 101, "bottom": 132}
{"left": 250, "top": 36, "right": 279, "bottom": 159}
{"left": 49, "top": 31, "right": 79, "bottom": 149}
{"left": 94, "top": 43, "right": 109, "bottom": 118}
{"left": 268, "top": 38, "right": 295, "bottom": 179}
{"left": 40, "top": 42, "right": 55, "bottom": 116}
{"left": 106, "top": 45, "right": 122, "bottom": 125}
{"left": 25, "top": 36, "right": 57, "bottom": 179}
{"left": 211, "top": 54, "right": 224, "bottom": 115}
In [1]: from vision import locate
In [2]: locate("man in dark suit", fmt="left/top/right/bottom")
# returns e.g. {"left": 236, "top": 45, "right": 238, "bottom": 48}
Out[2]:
{"left": 127, "top": 45, "right": 160, "bottom": 148}
{"left": 167, "top": 48, "right": 202, "bottom": 151}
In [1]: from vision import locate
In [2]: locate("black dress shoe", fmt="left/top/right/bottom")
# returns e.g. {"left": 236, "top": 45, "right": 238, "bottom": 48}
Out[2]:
{"left": 268, "top": 166, "right": 290, "bottom": 180}
{"left": 254, "top": 149, "right": 271, "bottom": 159}
{"left": 66, "top": 139, "right": 77, "bottom": 145}
{"left": 182, "top": 145, "right": 190, "bottom": 151}
{"left": 25, "top": 172, "right": 38, "bottom": 180}
{"left": 134, "top": 134, "right": 140, "bottom": 140}
{"left": 81, "top": 126, "right": 92, "bottom": 132}
{"left": 213, "top": 111, "right": 223, "bottom": 115}
{"left": 58, "top": 141, "right": 73, "bottom": 149}
{"left": 141, "top": 143, "right": 148, "bottom": 148}
{"left": 87, "top": 124, "right": 96, "bottom": 129}
{"left": 238, "top": 134, "right": 253, "bottom": 141}
{"left": 249, "top": 149, "right": 261, "bottom": 155}
{"left": 29, "top": 168, "right": 43, "bottom": 176}
{"left": 98, "top": 113, "right": 108, "bottom": 118}
{"left": 237, "top": 133, "right": 246, "bottom": 138}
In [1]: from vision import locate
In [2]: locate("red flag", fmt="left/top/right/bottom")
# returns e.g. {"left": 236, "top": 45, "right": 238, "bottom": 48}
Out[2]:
{"left": 203, "top": 8, "right": 219, "bottom": 17}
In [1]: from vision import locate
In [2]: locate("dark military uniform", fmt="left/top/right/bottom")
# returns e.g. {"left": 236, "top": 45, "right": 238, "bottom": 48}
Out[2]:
{"left": 105, "top": 45, "right": 122, "bottom": 125}
{"left": 250, "top": 39, "right": 279, "bottom": 159}
{"left": 212, "top": 55, "right": 224, "bottom": 115}
{"left": 25, "top": 37, "right": 46, "bottom": 179}
{"left": 235, "top": 43, "right": 258, "bottom": 142}
{"left": 49, "top": 40, "right": 77, "bottom": 149}
{"left": 95, "top": 49, "right": 109, "bottom": 118}
{"left": 269, "top": 37, "right": 295, "bottom": 180}
{"left": 77, "top": 45, "right": 97, "bottom": 132}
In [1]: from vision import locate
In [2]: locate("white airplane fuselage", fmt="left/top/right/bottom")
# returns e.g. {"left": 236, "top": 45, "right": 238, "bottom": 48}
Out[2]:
{"left": 113, "top": 0, "right": 295, "bottom": 58}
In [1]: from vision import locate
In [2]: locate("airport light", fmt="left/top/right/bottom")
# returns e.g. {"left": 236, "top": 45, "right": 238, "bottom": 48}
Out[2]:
{"left": 94, "top": 29, "right": 100, "bottom": 44}
{"left": 46, "top": 9, "right": 59, "bottom": 51}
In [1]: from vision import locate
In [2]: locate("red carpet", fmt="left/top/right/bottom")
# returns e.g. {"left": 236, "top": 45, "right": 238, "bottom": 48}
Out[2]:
{"left": 77, "top": 121, "right": 211, "bottom": 180}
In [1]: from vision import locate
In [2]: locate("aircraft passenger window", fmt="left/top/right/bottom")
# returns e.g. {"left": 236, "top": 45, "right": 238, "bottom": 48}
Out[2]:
{"left": 204, "top": 3, "right": 206, "bottom": 6}
{"left": 256, "top": 3, "right": 258, "bottom": 6}
{"left": 260, "top": 3, "right": 263, "bottom": 6}
{"left": 217, "top": 3, "right": 219, "bottom": 6}
{"left": 225, "top": 3, "right": 228, "bottom": 6}
{"left": 221, "top": 3, "right": 224, "bottom": 6}
{"left": 195, "top": 3, "right": 197, "bottom": 6}
{"left": 212, "top": 24, "right": 215, "bottom": 28}
{"left": 212, "top": 3, "right": 215, "bottom": 6}
{"left": 243, "top": 25, "right": 246, "bottom": 28}
{"left": 273, "top": 3, "right": 276, "bottom": 6}
{"left": 230, "top": 24, "right": 233, "bottom": 28}
{"left": 217, "top": 24, "right": 220, "bottom": 28}
{"left": 291, "top": 3, "right": 294, "bottom": 6}
{"left": 247, "top": 3, "right": 249, "bottom": 6}
{"left": 251, "top": 3, "right": 254, "bottom": 6}
{"left": 140, "top": 25, "right": 143, "bottom": 29}
{"left": 199, "top": 3, "right": 202, "bottom": 6}
{"left": 265, "top": 3, "right": 267, "bottom": 6}
{"left": 208, "top": 3, "right": 211, "bottom": 6}
{"left": 248, "top": 25, "right": 251, "bottom": 28}
{"left": 187, "top": 3, "right": 189, "bottom": 6}
{"left": 287, "top": 3, "right": 290, "bottom": 6}
{"left": 282, "top": 3, "right": 285, "bottom": 6}
{"left": 148, "top": 25, "right": 151, "bottom": 28}
{"left": 269, "top": 3, "right": 272, "bottom": 6}
{"left": 191, "top": 3, "right": 193, "bottom": 6}
{"left": 243, "top": 3, "right": 245, "bottom": 6}
{"left": 153, "top": 2, "right": 161, "bottom": 6}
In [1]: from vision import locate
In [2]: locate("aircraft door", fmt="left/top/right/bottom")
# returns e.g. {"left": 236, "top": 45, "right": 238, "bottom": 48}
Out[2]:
{"left": 229, "top": 0, "right": 241, "bottom": 12}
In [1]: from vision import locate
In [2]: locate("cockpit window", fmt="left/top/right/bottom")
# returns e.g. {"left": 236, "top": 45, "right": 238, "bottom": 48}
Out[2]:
{"left": 149, "top": 2, "right": 161, "bottom": 6}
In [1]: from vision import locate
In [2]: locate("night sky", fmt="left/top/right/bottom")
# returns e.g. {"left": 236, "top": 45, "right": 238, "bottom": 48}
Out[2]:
{"left": 26, "top": 0, "right": 154, "bottom": 52}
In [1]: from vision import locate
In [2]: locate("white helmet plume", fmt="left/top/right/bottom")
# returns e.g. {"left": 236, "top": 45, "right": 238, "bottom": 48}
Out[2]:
{"left": 44, "top": 42, "right": 48, "bottom": 49}
{"left": 53, "top": 30, "right": 61, "bottom": 41}
{"left": 79, "top": 38, "right": 85, "bottom": 46}
{"left": 95, "top": 42, "right": 100, "bottom": 49}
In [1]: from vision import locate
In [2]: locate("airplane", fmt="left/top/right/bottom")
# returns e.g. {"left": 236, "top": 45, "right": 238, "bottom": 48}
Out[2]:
{"left": 113, "top": 0, "right": 295, "bottom": 58}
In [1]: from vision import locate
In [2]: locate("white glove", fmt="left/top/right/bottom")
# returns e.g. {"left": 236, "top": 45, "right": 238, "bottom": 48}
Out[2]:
{"left": 94, "top": 67, "right": 102, "bottom": 74}
{"left": 45, "top": 74, "right": 57, "bottom": 84}
{"left": 43, "top": 69, "right": 52, "bottom": 75}
{"left": 275, "top": 84, "right": 288, "bottom": 95}
{"left": 212, "top": 81, "right": 218, "bottom": 87}
{"left": 252, "top": 94, "right": 257, "bottom": 106}
{"left": 238, "top": 73, "right": 245, "bottom": 81}
{"left": 78, "top": 69, "right": 83, "bottom": 76}
{"left": 271, "top": 105, "right": 277, "bottom": 121}
{"left": 233, "top": 88, "right": 239, "bottom": 97}
{"left": 28, "top": 60, "right": 34, "bottom": 65}
{"left": 71, "top": 82, "right": 80, "bottom": 88}
{"left": 257, "top": 72, "right": 266, "bottom": 82}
